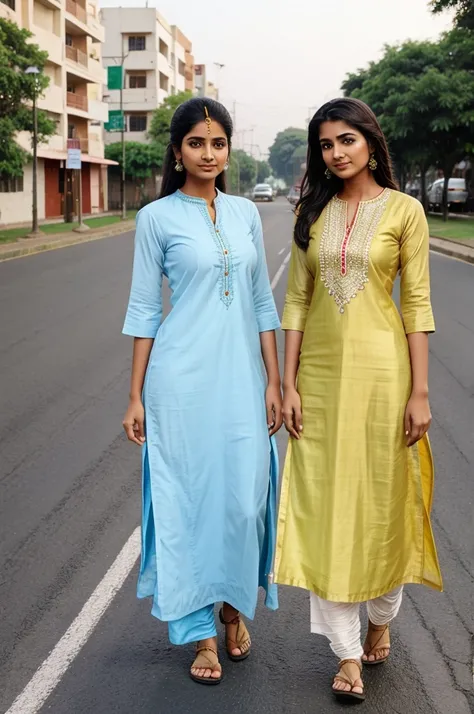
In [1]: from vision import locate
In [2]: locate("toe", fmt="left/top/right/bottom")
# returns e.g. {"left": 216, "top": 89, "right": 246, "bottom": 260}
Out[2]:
{"left": 231, "top": 647, "right": 241, "bottom": 656}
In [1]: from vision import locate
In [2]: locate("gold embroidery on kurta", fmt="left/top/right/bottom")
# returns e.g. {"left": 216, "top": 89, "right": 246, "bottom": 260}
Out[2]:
{"left": 320, "top": 190, "right": 391, "bottom": 313}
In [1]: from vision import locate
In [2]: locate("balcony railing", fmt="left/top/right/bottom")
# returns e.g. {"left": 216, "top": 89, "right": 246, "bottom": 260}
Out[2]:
{"left": 66, "top": 0, "right": 86, "bottom": 24}
{"left": 67, "top": 92, "right": 88, "bottom": 112}
{"left": 65, "top": 45, "right": 88, "bottom": 67}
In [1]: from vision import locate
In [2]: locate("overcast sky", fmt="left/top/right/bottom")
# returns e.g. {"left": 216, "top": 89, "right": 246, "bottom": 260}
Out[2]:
{"left": 99, "top": 0, "right": 454, "bottom": 156}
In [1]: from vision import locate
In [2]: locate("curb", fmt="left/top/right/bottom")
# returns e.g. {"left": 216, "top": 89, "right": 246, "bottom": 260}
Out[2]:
{"left": 429, "top": 238, "right": 474, "bottom": 265}
{"left": 0, "top": 220, "right": 136, "bottom": 262}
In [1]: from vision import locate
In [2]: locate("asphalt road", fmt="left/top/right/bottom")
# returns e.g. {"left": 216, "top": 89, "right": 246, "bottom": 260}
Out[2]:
{"left": 0, "top": 199, "right": 472, "bottom": 714}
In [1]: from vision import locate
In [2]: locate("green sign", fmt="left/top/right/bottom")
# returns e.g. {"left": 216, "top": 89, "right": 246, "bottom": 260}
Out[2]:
{"left": 104, "top": 109, "right": 125, "bottom": 132}
{"left": 107, "top": 66, "right": 123, "bottom": 90}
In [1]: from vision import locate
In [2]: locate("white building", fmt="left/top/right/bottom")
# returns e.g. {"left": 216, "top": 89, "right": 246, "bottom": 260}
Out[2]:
{"left": 0, "top": 0, "right": 113, "bottom": 226}
{"left": 101, "top": 7, "right": 194, "bottom": 145}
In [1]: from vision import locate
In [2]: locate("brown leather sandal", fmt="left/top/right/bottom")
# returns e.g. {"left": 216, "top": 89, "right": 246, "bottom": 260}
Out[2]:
{"left": 218, "top": 608, "right": 251, "bottom": 662}
{"left": 189, "top": 645, "right": 222, "bottom": 685}
{"left": 362, "top": 622, "right": 390, "bottom": 665}
{"left": 333, "top": 658, "right": 365, "bottom": 702}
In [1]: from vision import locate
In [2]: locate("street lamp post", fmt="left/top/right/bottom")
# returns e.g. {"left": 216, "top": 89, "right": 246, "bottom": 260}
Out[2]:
{"left": 25, "top": 66, "right": 41, "bottom": 236}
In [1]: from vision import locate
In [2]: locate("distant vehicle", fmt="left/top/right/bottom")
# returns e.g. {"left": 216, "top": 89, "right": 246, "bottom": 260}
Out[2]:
{"left": 427, "top": 178, "right": 468, "bottom": 212}
{"left": 252, "top": 183, "right": 273, "bottom": 202}
{"left": 287, "top": 185, "right": 301, "bottom": 206}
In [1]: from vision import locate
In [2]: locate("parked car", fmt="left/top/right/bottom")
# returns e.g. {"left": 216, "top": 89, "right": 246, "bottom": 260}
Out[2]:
{"left": 427, "top": 178, "right": 468, "bottom": 212}
{"left": 252, "top": 183, "right": 274, "bottom": 202}
{"left": 287, "top": 185, "right": 301, "bottom": 206}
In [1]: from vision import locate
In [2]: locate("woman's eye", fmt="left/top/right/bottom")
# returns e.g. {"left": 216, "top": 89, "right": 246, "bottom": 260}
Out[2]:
{"left": 344, "top": 138, "right": 354, "bottom": 144}
{"left": 322, "top": 143, "right": 331, "bottom": 151}
{"left": 215, "top": 142, "right": 226, "bottom": 149}
{"left": 189, "top": 141, "right": 201, "bottom": 148}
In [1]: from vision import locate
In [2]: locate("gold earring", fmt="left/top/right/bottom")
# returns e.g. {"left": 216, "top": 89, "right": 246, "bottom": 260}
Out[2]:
{"left": 325, "top": 168, "right": 332, "bottom": 180}
{"left": 174, "top": 159, "right": 184, "bottom": 172}
{"left": 368, "top": 154, "right": 377, "bottom": 171}
{"left": 224, "top": 161, "right": 229, "bottom": 171}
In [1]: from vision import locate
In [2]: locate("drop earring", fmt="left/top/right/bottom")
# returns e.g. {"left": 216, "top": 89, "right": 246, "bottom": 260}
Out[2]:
{"left": 368, "top": 154, "right": 378, "bottom": 171}
{"left": 174, "top": 159, "right": 184, "bottom": 172}
{"left": 325, "top": 168, "right": 332, "bottom": 180}
{"left": 224, "top": 161, "right": 229, "bottom": 171}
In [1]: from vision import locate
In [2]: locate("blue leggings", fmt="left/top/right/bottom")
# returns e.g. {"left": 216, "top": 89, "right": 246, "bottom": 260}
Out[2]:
{"left": 168, "top": 604, "right": 217, "bottom": 646}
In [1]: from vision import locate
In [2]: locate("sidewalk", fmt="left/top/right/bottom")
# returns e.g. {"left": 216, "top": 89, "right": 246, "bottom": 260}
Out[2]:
{"left": 0, "top": 218, "right": 473, "bottom": 264}
{"left": 429, "top": 236, "right": 474, "bottom": 264}
{"left": 0, "top": 219, "right": 136, "bottom": 262}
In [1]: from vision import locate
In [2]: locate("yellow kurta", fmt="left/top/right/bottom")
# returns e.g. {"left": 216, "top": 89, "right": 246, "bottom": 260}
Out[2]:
{"left": 274, "top": 189, "right": 443, "bottom": 602}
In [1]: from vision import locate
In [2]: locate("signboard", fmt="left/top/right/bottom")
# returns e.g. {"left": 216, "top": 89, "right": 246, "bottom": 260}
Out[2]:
{"left": 66, "top": 138, "right": 81, "bottom": 169}
{"left": 66, "top": 148, "right": 81, "bottom": 169}
{"left": 104, "top": 109, "right": 125, "bottom": 132}
{"left": 107, "top": 66, "right": 123, "bottom": 90}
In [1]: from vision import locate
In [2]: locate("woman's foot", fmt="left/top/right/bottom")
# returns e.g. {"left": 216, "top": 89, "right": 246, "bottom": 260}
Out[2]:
{"left": 219, "top": 603, "right": 251, "bottom": 661}
{"left": 189, "top": 637, "right": 222, "bottom": 685}
{"left": 332, "top": 659, "right": 365, "bottom": 702}
{"left": 362, "top": 622, "right": 390, "bottom": 664}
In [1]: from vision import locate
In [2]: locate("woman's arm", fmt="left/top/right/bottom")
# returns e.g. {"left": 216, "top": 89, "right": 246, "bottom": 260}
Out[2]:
{"left": 282, "top": 330, "right": 304, "bottom": 439}
{"left": 122, "top": 338, "right": 154, "bottom": 446}
{"left": 260, "top": 330, "right": 282, "bottom": 436}
{"left": 405, "top": 332, "right": 431, "bottom": 446}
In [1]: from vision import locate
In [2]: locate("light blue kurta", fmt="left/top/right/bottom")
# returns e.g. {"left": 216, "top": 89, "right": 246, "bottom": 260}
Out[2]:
{"left": 123, "top": 189, "right": 280, "bottom": 622}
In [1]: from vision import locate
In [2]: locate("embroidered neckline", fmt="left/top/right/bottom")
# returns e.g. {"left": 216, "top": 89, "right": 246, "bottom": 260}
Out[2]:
{"left": 175, "top": 189, "right": 234, "bottom": 307}
{"left": 176, "top": 188, "right": 221, "bottom": 206}
{"left": 319, "top": 189, "right": 391, "bottom": 313}
{"left": 333, "top": 188, "right": 388, "bottom": 206}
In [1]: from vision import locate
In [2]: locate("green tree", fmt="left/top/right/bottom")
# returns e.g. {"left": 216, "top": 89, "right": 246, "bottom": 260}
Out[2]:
{"left": 256, "top": 160, "right": 270, "bottom": 183}
{"left": 148, "top": 91, "right": 193, "bottom": 145}
{"left": 0, "top": 19, "right": 56, "bottom": 178}
{"left": 268, "top": 128, "right": 307, "bottom": 184}
{"left": 430, "top": 0, "right": 474, "bottom": 29}
{"left": 228, "top": 149, "right": 257, "bottom": 194}
{"left": 104, "top": 141, "right": 164, "bottom": 178}
{"left": 342, "top": 32, "right": 474, "bottom": 219}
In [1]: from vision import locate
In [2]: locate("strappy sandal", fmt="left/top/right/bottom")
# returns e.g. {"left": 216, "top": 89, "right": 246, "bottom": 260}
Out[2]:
{"left": 333, "top": 658, "right": 365, "bottom": 702}
{"left": 189, "top": 645, "right": 222, "bottom": 685}
{"left": 218, "top": 608, "right": 251, "bottom": 662}
{"left": 362, "top": 622, "right": 390, "bottom": 665}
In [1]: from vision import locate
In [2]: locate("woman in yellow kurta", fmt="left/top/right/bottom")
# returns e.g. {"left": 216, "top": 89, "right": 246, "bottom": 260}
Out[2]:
{"left": 275, "top": 98, "right": 442, "bottom": 702}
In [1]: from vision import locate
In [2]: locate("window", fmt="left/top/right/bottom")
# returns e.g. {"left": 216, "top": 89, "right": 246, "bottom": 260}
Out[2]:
{"left": 128, "top": 35, "right": 145, "bottom": 51}
{"left": 65, "top": 33, "right": 73, "bottom": 46}
{"left": 159, "top": 72, "right": 169, "bottom": 92}
{"left": 0, "top": 0, "right": 16, "bottom": 10}
{"left": 129, "top": 74, "right": 146, "bottom": 89}
{"left": 178, "top": 59, "right": 185, "bottom": 76}
{"left": 159, "top": 39, "right": 168, "bottom": 59}
{"left": 0, "top": 174, "right": 24, "bottom": 192}
{"left": 129, "top": 115, "right": 147, "bottom": 132}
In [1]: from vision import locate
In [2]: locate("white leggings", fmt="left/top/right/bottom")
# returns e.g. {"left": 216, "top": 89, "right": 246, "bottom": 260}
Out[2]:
{"left": 310, "top": 586, "right": 404, "bottom": 660}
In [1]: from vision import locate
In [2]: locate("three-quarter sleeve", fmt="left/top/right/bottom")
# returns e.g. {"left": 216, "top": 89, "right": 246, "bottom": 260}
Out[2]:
{"left": 399, "top": 199, "right": 435, "bottom": 334}
{"left": 281, "top": 240, "right": 314, "bottom": 332}
{"left": 250, "top": 203, "right": 281, "bottom": 332}
{"left": 122, "top": 207, "right": 164, "bottom": 338}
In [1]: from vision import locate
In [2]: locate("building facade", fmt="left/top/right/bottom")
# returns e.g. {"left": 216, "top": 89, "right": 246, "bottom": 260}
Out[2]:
{"left": 101, "top": 7, "right": 195, "bottom": 146}
{"left": 0, "top": 0, "right": 114, "bottom": 226}
{"left": 194, "top": 64, "right": 218, "bottom": 100}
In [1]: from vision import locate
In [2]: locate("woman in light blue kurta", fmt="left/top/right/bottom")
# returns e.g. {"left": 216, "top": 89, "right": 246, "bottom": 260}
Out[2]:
{"left": 122, "top": 98, "right": 282, "bottom": 684}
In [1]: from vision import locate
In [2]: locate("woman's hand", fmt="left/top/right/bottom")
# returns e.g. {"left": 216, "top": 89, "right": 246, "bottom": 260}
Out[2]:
{"left": 266, "top": 383, "right": 283, "bottom": 436}
{"left": 404, "top": 392, "right": 431, "bottom": 447}
{"left": 123, "top": 396, "right": 146, "bottom": 446}
{"left": 283, "top": 386, "right": 303, "bottom": 439}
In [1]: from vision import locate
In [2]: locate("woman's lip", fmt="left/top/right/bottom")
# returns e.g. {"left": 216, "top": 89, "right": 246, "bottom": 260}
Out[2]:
{"left": 199, "top": 165, "right": 217, "bottom": 169}
{"left": 335, "top": 163, "right": 350, "bottom": 169}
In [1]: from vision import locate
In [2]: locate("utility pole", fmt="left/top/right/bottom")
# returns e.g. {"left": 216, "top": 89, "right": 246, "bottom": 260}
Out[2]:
{"left": 25, "top": 66, "right": 41, "bottom": 237}
{"left": 120, "top": 40, "right": 126, "bottom": 220}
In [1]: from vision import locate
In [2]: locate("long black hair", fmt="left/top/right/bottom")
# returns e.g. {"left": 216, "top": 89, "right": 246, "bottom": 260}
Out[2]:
{"left": 294, "top": 97, "right": 398, "bottom": 251}
{"left": 159, "top": 97, "right": 233, "bottom": 199}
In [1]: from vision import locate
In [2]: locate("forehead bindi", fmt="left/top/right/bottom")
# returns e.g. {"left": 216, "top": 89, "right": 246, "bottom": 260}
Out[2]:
{"left": 185, "top": 120, "right": 227, "bottom": 141}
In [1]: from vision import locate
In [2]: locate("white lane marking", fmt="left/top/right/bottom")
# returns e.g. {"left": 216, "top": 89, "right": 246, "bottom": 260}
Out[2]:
{"left": 5, "top": 528, "right": 141, "bottom": 714}
{"left": 7, "top": 249, "right": 290, "bottom": 714}
{"left": 271, "top": 251, "right": 291, "bottom": 290}
{"left": 278, "top": 248, "right": 285, "bottom": 256}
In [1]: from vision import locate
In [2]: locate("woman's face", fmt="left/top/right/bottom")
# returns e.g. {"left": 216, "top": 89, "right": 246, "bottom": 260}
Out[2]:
{"left": 175, "top": 120, "right": 229, "bottom": 182}
{"left": 319, "top": 120, "right": 371, "bottom": 180}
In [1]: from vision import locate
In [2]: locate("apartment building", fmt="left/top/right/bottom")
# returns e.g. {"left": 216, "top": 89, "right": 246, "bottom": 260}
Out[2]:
{"left": 0, "top": 0, "right": 113, "bottom": 226}
{"left": 194, "top": 65, "right": 219, "bottom": 100}
{"left": 101, "top": 7, "right": 195, "bottom": 145}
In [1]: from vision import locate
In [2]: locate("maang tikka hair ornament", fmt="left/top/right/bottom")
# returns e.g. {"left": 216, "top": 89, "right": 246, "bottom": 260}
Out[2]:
{"left": 204, "top": 106, "right": 212, "bottom": 135}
